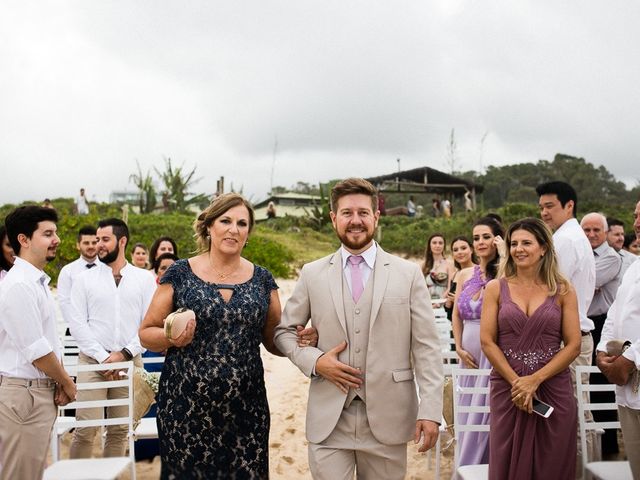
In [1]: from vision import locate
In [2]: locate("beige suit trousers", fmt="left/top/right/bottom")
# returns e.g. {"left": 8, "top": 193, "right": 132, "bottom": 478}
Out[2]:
{"left": 0, "top": 377, "right": 57, "bottom": 480}
{"left": 308, "top": 400, "right": 406, "bottom": 480}
{"left": 69, "top": 353, "right": 141, "bottom": 459}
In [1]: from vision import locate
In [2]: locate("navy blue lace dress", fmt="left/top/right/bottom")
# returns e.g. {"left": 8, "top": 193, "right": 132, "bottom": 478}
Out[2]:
{"left": 157, "top": 259, "right": 278, "bottom": 479}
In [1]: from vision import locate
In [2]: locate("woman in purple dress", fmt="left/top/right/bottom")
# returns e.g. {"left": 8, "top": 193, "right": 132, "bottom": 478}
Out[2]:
{"left": 452, "top": 217, "right": 504, "bottom": 468}
{"left": 481, "top": 218, "right": 581, "bottom": 479}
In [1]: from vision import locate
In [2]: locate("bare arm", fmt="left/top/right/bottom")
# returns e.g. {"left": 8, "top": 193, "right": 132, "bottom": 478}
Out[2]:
{"left": 481, "top": 280, "right": 519, "bottom": 384}
{"left": 32, "top": 352, "right": 76, "bottom": 402}
{"left": 452, "top": 269, "right": 477, "bottom": 368}
{"left": 262, "top": 289, "right": 284, "bottom": 357}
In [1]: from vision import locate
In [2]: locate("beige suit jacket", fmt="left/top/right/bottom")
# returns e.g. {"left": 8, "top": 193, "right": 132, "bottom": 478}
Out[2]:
{"left": 274, "top": 246, "right": 443, "bottom": 445}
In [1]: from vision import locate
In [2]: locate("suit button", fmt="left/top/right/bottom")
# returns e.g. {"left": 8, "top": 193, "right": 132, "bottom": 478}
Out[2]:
{"left": 355, "top": 348, "right": 361, "bottom": 353}
{"left": 355, "top": 329, "right": 360, "bottom": 334}
{"left": 355, "top": 308, "right": 360, "bottom": 314}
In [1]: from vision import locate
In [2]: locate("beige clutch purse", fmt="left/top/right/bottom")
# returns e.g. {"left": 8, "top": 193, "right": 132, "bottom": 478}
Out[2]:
{"left": 164, "top": 308, "right": 195, "bottom": 341}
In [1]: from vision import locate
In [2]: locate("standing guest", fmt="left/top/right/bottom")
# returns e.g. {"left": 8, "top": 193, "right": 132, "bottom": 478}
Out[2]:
{"left": 432, "top": 198, "right": 441, "bottom": 217}
{"left": 607, "top": 217, "right": 638, "bottom": 277}
{"left": 481, "top": 217, "right": 581, "bottom": 479}
{"left": 443, "top": 236, "right": 476, "bottom": 321}
{"left": 149, "top": 236, "right": 178, "bottom": 264}
{"left": 153, "top": 252, "right": 178, "bottom": 283}
{"left": 0, "top": 206, "right": 76, "bottom": 479}
{"left": 624, "top": 233, "right": 640, "bottom": 256}
{"left": 131, "top": 242, "right": 150, "bottom": 269}
{"left": 139, "top": 193, "right": 310, "bottom": 479}
{"left": 464, "top": 191, "right": 473, "bottom": 212}
{"left": 421, "top": 233, "right": 456, "bottom": 301}
{"left": 275, "top": 178, "right": 443, "bottom": 480}
{"left": 57, "top": 226, "right": 98, "bottom": 332}
{"left": 536, "top": 181, "right": 596, "bottom": 465}
{"left": 377, "top": 191, "right": 386, "bottom": 216}
{"left": 451, "top": 216, "right": 504, "bottom": 468}
{"left": 407, "top": 195, "right": 417, "bottom": 217}
{"left": 68, "top": 218, "right": 156, "bottom": 459}
{"left": 75, "top": 187, "right": 89, "bottom": 215}
{"left": 0, "top": 225, "right": 15, "bottom": 281}
{"left": 596, "top": 200, "right": 640, "bottom": 480}
{"left": 581, "top": 213, "right": 623, "bottom": 456}
{"left": 266, "top": 201, "right": 277, "bottom": 219}
{"left": 442, "top": 198, "right": 452, "bottom": 218}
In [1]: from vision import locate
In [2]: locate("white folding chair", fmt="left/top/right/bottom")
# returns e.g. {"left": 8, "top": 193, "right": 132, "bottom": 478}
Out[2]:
{"left": 576, "top": 365, "right": 633, "bottom": 480}
{"left": 45, "top": 361, "right": 136, "bottom": 480}
{"left": 451, "top": 367, "right": 491, "bottom": 480}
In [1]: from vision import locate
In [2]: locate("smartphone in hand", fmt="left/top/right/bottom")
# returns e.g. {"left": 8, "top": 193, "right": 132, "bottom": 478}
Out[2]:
{"left": 532, "top": 398, "right": 554, "bottom": 418}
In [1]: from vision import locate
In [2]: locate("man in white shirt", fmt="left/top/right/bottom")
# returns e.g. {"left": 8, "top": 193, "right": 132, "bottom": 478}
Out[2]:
{"left": 75, "top": 187, "right": 89, "bottom": 215}
{"left": 57, "top": 226, "right": 98, "bottom": 331}
{"left": 68, "top": 218, "right": 156, "bottom": 459}
{"left": 0, "top": 206, "right": 76, "bottom": 479}
{"left": 536, "top": 181, "right": 597, "bottom": 466}
{"left": 596, "top": 200, "right": 640, "bottom": 479}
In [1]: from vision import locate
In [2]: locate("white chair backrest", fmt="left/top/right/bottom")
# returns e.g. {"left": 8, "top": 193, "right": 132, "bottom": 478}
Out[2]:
{"left": 575, "top": 365, "right": 632, "bottom": 480}
{"left": 451, "top": 367, "right": 491, "bottom": 468}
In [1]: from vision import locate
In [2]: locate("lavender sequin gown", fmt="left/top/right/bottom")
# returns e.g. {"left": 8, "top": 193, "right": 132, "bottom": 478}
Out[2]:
{"left": 489, "top": 279, "right": 576, "bottom": 480}
{"left": 455, "top": 265, "right": 491, "bottom": 468}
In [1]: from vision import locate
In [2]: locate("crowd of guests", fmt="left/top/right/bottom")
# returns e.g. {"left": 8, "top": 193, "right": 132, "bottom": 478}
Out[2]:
{"left": 1, "top": 177, "right": 639, "bottom": 479}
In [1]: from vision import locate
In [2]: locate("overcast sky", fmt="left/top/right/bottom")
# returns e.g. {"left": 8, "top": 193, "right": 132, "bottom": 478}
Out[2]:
{"left": 1, "top": 1, "right": 639, "bottom": 205}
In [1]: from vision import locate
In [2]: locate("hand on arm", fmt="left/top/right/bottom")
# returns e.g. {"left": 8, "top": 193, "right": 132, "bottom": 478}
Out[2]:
{"left": 32, "top": 352, "right": 77, "bottom": 403}
{"left": 296, "top": 325, "right": 319, "bottom": 347}
{"left": 314, "top": 341, "right": 361, "bottom": 394}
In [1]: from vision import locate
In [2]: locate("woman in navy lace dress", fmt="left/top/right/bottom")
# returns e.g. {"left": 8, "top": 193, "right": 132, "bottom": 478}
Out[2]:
{"left": 140, "top": 193, "right": 286, "bottom": 479}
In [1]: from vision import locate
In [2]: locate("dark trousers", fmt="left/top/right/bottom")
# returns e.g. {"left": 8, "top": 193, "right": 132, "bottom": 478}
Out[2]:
{"left": 590, "top": 313, "right": 619, "bottom": 455}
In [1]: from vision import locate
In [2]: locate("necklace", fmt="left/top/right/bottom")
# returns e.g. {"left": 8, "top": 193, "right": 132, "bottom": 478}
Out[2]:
{"left": 209, "top": 257, "right": 240, "bottom": 280}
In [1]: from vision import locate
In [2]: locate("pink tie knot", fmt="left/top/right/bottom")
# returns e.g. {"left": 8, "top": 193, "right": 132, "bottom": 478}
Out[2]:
{"left": 348, "top": 255, "right": 364, "bottom": 266}
{"left": 348, "top": 255, "right": 365, "bottom": 302}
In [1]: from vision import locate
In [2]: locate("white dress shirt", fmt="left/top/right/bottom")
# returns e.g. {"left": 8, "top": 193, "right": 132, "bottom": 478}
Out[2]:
{"left": 69, "top": 261, "right": 156, "bottom": 362}
{"left": 0, "top": 257, "right": 61, "bottom": 379}
{"left": 597, "top": 259, "right": 640, "bottom": 409}
{"left": 340, "top": 242, "right": 377, "bottom": 295}
{"left": 57, "top": 256, "right": 97, "bottom": 325}
{"left": 553, "top": 218, "right": 596, "bottom": 331}
{"left": 619, "top": 249, "right": 638, "bottom": 279}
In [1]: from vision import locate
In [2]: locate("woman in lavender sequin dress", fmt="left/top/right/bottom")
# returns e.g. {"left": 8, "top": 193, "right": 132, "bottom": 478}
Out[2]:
{"left": 452, "top": 217, "right": 504, "bottom": 469}
{"left": 480, "top": 218, "right": 581, "bottom": 479}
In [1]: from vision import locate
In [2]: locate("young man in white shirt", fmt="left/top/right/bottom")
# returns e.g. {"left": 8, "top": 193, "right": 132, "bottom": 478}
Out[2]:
{"left": 536, "top": 181, "right": 597, "bottom": 467}
{"left": 57, "top": 226, "right": 98, "bottom": 331}
{"left": 75, "top": 187, "right": 89, "bottom": 215}
{"left": 0, "top": 206, "right": 76, "bottom": 479}
{"left": 596, "top": 200, "right": 640, "bottom": 479}
{"left": 68, "top": 218, "right": 156, "bottom": 459}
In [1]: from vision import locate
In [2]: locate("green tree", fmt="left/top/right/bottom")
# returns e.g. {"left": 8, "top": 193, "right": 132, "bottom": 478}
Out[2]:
{"left": 129, "top": 160, "right": 157, "bottom": 213}
{"left": 155, "top": 157, "right": 208, "bottom": 213}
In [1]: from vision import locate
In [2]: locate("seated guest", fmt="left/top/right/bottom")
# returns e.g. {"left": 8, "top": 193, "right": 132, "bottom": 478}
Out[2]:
{"left": 149, "top": 236, "right": 178, "bottom": 264}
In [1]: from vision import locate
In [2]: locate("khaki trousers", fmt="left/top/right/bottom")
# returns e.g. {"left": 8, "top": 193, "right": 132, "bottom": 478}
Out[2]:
{"left": 69, "top": 353, "right": 141, "bottom": 459}
{"left": 619, "top": 405, "right": 640, "bottom": 479}
{"left": 0, "top": 377, "right": 56, "bottom": 480}
{"left": 308, "top": 400, "right": 407, "bottom": 480}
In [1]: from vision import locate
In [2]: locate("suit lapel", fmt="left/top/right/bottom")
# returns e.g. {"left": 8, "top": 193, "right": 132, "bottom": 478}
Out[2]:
{"left": 328, "top": 251, "right": 348, "bottom": 336}
{"left": 369, "top": 247, "right": 390, "bottom": 332}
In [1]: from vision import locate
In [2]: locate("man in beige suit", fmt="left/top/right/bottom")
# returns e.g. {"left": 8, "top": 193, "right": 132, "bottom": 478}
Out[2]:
{"left": 274, "top": 178, "right": 443, "bottom": 479}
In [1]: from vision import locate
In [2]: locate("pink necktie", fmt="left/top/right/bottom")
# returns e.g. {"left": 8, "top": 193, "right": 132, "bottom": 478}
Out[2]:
{"left": 348, "top": 255, "right": 364, "bottom": 303}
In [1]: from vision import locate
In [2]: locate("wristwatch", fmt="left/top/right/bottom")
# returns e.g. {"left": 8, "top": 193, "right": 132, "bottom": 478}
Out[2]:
{"left": 120, "top": 348, "right": 133, "bottom": 361}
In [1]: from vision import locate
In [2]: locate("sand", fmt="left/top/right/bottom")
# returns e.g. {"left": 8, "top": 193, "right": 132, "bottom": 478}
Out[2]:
{"left": 54, "top": 278, "right": 453, "bottom": 479}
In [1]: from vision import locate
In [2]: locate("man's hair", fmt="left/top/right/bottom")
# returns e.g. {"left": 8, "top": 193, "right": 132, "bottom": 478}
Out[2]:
{"left": 77, "top": 225, "right": 97, "bottom": 241}
{"left": 607, "top": 217, "right": 624, "bottom": 229}
{"left": 97, "top": 218, "right": 129, "bottom": 247}
{"left": 153, "top": 252, "right": 179, "bottom": 274}
{"left": 330, "top": 178, "right": 378, "bottom": 213}
{"left": 535, "top": 181, "right": 578, "bottom": 217}
{"left": 4, "top": 206, "right": 58, "bottom": 255}
{"left": 580, "top": 212, "right": 608, "bottom": 231}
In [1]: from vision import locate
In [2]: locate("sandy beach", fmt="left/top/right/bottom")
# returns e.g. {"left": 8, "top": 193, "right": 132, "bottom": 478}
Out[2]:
{"left": 55, "top": 278, "right": 453, "bottom": 479}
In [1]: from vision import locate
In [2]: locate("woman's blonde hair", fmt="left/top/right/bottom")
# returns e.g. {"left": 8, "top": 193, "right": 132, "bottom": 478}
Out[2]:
{"left": 499, "top": 217, "right": 569, "bottom": 296}
{"left": 193, "top": 193, "right": 255, "bottom": 253}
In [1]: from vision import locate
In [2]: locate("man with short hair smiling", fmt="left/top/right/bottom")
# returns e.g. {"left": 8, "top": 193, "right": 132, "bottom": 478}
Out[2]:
{"left": 68, "top": 218, "right": 156, "bottom": 459}
{"left": 57, "top": 225, "right": 98, "bottom": 332}
{"left": 0, "top": 206, "right": 76, "bottom": 479}
{"left": 275, "top": 178, "right": 443, "bottom": 480}
{"left": 607, "top": 217, "right": 637, "bottom": 277}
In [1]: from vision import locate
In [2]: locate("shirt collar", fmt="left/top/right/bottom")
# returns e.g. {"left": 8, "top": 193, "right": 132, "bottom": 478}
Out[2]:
{"left": 340, "top": 242, "right": 377, "bottom": 269}
{"left": 555, "top": 217, "right": 579, "bottom": 234}
{"left": 12, "top": 256, "right": 50, "bottom": 285}
{"left": 593, "top": 241, "right": 610, "bottom": 256}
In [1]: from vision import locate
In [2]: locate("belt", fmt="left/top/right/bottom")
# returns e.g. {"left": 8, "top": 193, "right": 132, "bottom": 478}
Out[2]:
{"left": 0, "top": 376, "right": 56, "bottom": 388}
{"left": 581, "top": 331, "right": 591, "bottom": 337}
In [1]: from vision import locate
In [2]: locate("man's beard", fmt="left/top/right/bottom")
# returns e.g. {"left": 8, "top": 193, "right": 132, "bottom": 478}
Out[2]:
{"left": 337, "top": 228, "right": 375, "bottom": 252}
{"left": 99, "top": 244, "right": 120, "bottom": 265}
{"left": 45, "top": 252, "right": 56, "bottom": 262}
